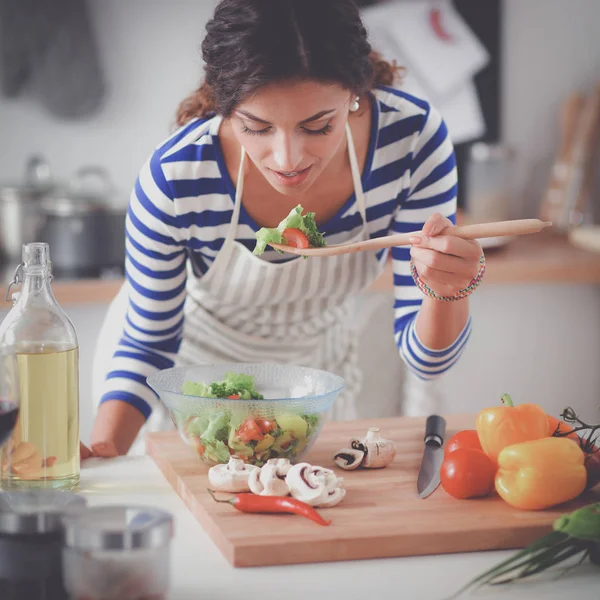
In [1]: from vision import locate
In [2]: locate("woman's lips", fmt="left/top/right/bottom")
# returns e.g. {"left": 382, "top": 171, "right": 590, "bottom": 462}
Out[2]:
{"left": 269, "top": 166, "right": 312, "bottom": 186}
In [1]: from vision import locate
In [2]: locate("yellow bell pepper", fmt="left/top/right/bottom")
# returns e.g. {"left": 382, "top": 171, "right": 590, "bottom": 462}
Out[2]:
{"left": 476, "top": 394, "right": 549, "bottom": 464}
{"left": 495, "top": 437, "right": 587, "bottom": 510}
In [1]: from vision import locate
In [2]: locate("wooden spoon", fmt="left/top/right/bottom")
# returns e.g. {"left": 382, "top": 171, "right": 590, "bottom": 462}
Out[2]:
{"left": 268, "top": 218, "right": 552, "bottom": 257}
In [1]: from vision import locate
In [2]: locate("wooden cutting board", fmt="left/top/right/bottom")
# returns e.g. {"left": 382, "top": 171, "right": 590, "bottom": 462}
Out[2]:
{"left": 146, "top": 414, "right": 599, "bottom": 568}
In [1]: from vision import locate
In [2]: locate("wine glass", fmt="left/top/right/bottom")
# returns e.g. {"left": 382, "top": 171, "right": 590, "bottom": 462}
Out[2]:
{"left": 0, "top": 349, "right": 20, "bottom": 449}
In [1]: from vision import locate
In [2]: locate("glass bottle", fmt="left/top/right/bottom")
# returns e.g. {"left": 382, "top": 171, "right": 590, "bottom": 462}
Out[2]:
{"left": 0, "top": 243, "right": 80, "bottom": 490}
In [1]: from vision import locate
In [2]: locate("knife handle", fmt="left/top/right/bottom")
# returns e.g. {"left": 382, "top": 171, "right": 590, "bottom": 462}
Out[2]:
{"left": 424, "top": 415, "right": 446, "bottom": 447}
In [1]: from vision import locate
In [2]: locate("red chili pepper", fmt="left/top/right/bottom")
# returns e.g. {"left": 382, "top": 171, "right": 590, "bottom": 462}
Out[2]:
{"left": 207, "top": 489, "right": 331, "bottom": 526}
{"left": 227, "top": 395, "right": 240, "bottom": 399}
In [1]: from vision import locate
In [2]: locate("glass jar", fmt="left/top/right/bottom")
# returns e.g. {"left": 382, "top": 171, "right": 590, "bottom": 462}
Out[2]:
{"left": 0, "top": 242, "right": 80, "bottom": 490}
{"left": 465, "top": 142, "right": 516, "bottom": 223}
{"left": 62, "top": 506, "right": 174, "bottom": 600}
{"left": 0, "top": 489, "right": 86, "bottom": 600}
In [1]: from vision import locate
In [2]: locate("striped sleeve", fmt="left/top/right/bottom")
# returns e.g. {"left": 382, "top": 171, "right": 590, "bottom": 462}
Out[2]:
{"left": 99, "top": 149, "right": 188, "bottom": 419}
{"left": 390, "top": 104, "right": 472, "bottom": 380}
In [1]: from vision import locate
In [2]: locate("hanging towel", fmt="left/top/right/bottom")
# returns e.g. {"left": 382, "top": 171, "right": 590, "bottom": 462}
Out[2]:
{"left": 0, "top": 0, "right": 106, "bottom": 119}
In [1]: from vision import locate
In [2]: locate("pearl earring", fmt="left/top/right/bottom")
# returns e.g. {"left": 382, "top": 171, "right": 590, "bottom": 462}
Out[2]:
{"left": 350, "top": 96, "right": 360, "bottom": 112}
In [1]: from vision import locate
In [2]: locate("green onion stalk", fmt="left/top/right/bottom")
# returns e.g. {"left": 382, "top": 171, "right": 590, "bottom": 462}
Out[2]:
{"left": 449, "top": 503, "right": 600, "bottom": 598}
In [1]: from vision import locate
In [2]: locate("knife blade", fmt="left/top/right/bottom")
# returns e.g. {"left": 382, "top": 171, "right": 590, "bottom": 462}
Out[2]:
{"left": 417, "top": 414, "right": 447, "bottom": 499}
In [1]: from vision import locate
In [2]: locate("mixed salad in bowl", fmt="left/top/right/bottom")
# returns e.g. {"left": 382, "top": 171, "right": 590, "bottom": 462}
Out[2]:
{"left": 147, "top": 365, "right": 343, "bottom": 466}
{"left": 182, "top": 373, "right": 322, "bottom": 465}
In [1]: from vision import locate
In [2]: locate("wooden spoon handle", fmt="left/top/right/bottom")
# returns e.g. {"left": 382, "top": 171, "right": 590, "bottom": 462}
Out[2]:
{"left": 447, "top": 218, "right": 552, "bottom": 240}
{"left": 381, "top": 219, "right": 552, "bottom": 249}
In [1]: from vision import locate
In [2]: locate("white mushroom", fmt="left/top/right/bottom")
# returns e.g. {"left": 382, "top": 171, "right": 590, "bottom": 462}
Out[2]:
{"left": 318, "top": 486, "right": 347, "bottom": 508}
{"left": 332, "top": 447, "right": 365, "bottom": 470}
{"left": 352, "top": 427, "right": 397, "bottom": 468}
{"left": 208, "top": 456, "right": 259, "bottom": 493}
{"left": 248, "top": 458, "right": 292, "bottom": 496}
{"left": 285, "top": 463, "right": 345, "bottom": 507}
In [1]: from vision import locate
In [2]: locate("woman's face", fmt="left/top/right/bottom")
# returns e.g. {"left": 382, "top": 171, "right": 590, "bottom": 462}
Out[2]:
{"left": 230, "top": 80, "right": 354, "bottom": 196}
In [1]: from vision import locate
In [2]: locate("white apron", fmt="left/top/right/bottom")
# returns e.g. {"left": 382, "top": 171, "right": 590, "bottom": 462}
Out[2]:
{"left": 93, "top": 117, "right": 384, "bottom": 452}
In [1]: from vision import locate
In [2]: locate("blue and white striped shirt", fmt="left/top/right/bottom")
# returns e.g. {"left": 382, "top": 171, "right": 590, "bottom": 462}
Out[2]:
{"left": 101, "top": 86, "right": 471, "bottom": 419}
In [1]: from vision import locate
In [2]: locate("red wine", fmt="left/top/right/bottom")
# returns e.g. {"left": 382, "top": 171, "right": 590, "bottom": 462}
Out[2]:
{"left": 0, "top": 401, "right": 18, "bottom": 448}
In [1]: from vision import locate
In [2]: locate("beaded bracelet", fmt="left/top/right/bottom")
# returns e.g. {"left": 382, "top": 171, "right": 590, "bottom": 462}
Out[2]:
{"left": 410, "top": 254, "right": 486, "bottom": 302}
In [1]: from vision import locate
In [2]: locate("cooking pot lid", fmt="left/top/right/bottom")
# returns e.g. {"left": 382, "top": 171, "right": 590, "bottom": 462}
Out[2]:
{"left": 40, "top": 190, "right": 107, "bottom": 216}
{"left": 0, "top": 155, "right": 54, "bottom": 202}
{"left": 0, "top": 490, "right": 87, "bottom": 535}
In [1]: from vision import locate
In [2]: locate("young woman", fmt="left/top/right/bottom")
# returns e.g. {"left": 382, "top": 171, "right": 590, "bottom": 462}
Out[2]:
{"left": 87, "top": 0, "right": 483, "bottom": 458}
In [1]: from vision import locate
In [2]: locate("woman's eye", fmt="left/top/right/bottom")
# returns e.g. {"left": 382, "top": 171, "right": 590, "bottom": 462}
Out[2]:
{"left": 302, "top": 123, "right": 333, "bottom": 136}
{"left": 241, "top": 125, "right": 271, "bottom": 136}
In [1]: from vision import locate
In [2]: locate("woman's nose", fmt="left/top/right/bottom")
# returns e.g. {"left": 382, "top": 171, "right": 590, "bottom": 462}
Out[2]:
{"left": 271, "top": 133, "right": 303, "bottom": 171}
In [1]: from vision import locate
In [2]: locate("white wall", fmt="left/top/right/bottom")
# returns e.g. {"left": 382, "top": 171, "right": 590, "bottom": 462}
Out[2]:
{"left": 1, "top": 0, "right": 600, "bottom": 216}
{"left": 503, "top": 0, "right": 600, "bottom": 218}
{"left": 0, "top": 0, "right": 216, "bottom": 202}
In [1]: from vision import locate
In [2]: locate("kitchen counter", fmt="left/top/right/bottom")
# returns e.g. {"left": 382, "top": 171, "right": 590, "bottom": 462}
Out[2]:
{"left": 2, "top": 231, "right": 599, "bottom": 308}
{"left": 79, "top": 455, "right": 599, "bottom": 600}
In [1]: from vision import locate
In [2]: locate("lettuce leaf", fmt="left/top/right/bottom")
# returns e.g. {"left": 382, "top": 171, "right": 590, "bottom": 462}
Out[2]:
{"left": 182, "top": 380, "right": 213, "bottom": 397}
{"left": 203, "top": 440, "right": 231, "bottom": 463}
{"left": 182, "top": 372, "right": 264, "bottom": 400}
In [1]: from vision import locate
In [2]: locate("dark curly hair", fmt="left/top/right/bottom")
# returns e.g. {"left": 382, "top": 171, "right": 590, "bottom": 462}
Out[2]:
{"left": 176, "top": 0, "right": 402, "bottom": 126}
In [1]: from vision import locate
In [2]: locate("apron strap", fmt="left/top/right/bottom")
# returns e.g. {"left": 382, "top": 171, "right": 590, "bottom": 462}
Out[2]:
{"left": 345, "top": 122, "right": 367, "bottom": 225}
{"left": 223, "top": 144, "right": 246, "bottom": 248}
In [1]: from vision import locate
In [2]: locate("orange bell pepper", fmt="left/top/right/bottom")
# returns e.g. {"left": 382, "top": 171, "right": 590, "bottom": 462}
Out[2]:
{"left": 475, "top": 394, "right": 549, "bottom": 464}
{"left": 495, "top": 437, "right": 587, "bottom": 510}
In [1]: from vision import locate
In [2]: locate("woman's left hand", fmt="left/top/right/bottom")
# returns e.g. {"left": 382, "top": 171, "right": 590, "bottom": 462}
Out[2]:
{"left": 409, "top": 213, "right": 483, "bottom": 298}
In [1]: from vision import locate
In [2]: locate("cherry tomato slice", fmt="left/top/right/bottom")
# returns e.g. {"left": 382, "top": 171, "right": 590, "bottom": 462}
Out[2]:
{"left": 441, "top": 448, "right": 496, "bottom": 499}
{"left": 237, "top": 419, "right": 264, "bottom": 443}
{"left": 254, "top": 418, "right": 275, "bottom": 434}
{"left": 282, "top": 228, "right": 309, "bottom": 249}
{"left": 444, "top": 429, "right": 483, "bottom": 459}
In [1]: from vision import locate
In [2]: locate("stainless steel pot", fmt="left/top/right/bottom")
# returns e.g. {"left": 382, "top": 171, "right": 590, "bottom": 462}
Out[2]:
{"left": 37, "top": 167, "right": 126, "bottom": 277}
{"left": 0, "top": 156, "right": 53, "bottom": 262}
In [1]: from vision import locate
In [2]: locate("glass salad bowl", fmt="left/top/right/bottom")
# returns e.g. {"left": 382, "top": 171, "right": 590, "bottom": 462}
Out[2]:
{"left": 147, "top": 364, "right": 345, "bottom": 466}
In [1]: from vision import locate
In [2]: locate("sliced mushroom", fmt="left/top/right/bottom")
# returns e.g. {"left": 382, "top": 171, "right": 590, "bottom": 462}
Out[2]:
{"left": 332, "top": 447, "right": 365, "bottom": 471}
{"left": 359, "top": 427, "right": 397, "bottom": 468}
{"left": 318, "top": 486, "right": 347, "bottom": 508}
{"left": 208, "top": 456, "right": 259, "bottom": 493}
{"left": 248, "top": 458, "right": 291, "bottom": 496}
{"left": 286, "top": 463, "right": 345, "bottom": 507}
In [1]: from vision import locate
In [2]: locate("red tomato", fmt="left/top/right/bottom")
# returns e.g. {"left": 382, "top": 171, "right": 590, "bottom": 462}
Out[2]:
{"left": 585, "top": 452, "right": 600, "bottom": 490}
{"left": 440, "top": 448, "right": 496, "bottom": 499}
{"left": 254, "top": 418, "right": 275, "bottom": 434}
{"left": 237, "top": 419, "right": 264, "bottom": 443}
{"left": 190, "top": 436, "right": 205, "bottom": 456}
{"left": 444, "top": 429, "right": 483, "bottom": 459}
{"left": 282, "top": 228, "right": 309, "bottom": 248}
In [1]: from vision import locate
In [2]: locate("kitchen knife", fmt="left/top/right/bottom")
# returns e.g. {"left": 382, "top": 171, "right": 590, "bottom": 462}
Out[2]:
{"left": 417, "top": 415, "right": 447, "bottom": 499}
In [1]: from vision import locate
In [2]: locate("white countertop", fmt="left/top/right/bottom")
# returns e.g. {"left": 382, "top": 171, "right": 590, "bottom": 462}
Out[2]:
{"left": 78, "top": 456, "right": 599, "bottom": 600}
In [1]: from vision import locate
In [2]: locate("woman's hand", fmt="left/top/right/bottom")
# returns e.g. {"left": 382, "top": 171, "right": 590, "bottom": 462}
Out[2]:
{"left": 80, "top": 441, "right": 119, "bottom": 459}
{"left": 409, "top": 213, "right": 482, "bottom": 298}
